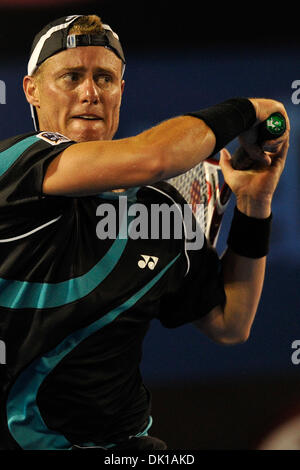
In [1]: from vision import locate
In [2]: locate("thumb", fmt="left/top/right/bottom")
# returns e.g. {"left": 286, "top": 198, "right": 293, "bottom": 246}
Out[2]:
{"left": 219, "top": 148, "right": 232, "bottom": 172}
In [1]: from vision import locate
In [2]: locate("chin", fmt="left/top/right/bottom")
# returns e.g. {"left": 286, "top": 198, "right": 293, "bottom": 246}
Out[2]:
{"left": 69, "top": 129, "right": 107, "bottom": 143}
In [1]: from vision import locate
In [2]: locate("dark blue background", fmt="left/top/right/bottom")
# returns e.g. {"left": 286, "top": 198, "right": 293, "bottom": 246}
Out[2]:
{"left": 2, "top": 45, "right": 300, "bottom": 382}
{"left": 1, "top": 1, "right": 300, "bottom": 448}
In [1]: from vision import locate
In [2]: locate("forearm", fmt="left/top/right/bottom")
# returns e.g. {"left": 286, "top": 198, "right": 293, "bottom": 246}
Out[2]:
{"left": 194, "top": 199, "right": 273, "bottom": 345}
{"left": 220, "top": 248, "right": 266, "bottom": 343}
{"left": 220, "top": 194, "right": 272, "bottom": 342}
{"left": 128, "top": 97, "right": 256, "bottom": 181}
{"left": 195, "top": 236, "right": 268, "bottom": 346}
{"left": 217, "top": 192, "right": 271, "bottom": 336}
{"left": 137, "top": 115, "right": 216, "bottom": 180}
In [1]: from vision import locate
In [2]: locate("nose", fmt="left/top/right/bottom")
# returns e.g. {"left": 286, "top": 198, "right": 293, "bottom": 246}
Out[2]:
{"left": 79, "top": 76, "right": 100, "bottom": 105}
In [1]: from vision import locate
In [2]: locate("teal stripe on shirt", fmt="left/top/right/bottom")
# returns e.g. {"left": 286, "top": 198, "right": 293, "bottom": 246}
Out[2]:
{"left": 0, "top": 213, "right": 129, "bottom": 309}
{"left": 0, "top": 135, "right": 38, "bottom": 176}
{"left": 7, "top": 253, "right": 180, "bottom": 450}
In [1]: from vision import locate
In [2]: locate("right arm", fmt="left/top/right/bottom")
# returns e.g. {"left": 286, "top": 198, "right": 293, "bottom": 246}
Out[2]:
{"left": 42, "top": 98, "right": 288, "bottom": 197}
{"left": 42, "top": 116, "right": 215, "bottom": 196}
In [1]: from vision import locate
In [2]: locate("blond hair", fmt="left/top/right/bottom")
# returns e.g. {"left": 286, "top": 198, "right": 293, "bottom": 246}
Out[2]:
{"left": 68, "top": 15, "right": 104, "bottom": 35}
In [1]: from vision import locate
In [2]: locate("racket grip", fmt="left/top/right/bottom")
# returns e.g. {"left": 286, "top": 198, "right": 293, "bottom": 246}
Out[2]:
{"left": 231, "top": 112, "right": 286, "bottom": 170}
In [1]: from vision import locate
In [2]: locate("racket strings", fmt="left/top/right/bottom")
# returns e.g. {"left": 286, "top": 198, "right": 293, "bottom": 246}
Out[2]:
{"left": 168, "top": 159, "right": 231, "bottom": 246}
{"left": 168, "top": 162, "right": 208, "bottom": 234}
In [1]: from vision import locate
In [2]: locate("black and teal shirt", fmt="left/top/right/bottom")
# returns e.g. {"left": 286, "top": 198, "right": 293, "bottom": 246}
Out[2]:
{"left": 0, "top": 131, "right": 226, "bottom": 450}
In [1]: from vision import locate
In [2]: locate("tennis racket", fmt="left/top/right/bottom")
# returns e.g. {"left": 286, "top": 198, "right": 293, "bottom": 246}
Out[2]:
{"left": 167, "top": 112, "right": 286, "bottom": 247}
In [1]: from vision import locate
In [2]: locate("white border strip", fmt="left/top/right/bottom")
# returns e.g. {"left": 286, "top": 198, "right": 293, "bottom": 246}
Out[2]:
{"left": 146, "top": 185, "right": 191, "bottom": 277}
{"left": 0, "top": 215, "right": 62, "bottom": 243}
{"left": 27, "top": 16, "right": 82, "bottom": 75}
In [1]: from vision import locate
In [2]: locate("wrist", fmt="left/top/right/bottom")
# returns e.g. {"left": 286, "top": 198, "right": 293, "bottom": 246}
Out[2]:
{"left": 227, "top": 206, "right": 272, "bottom": 258}
{"left": 185, "top": 98, "right": 256, "bottom": 156}
{"left": 236, "top": 195, "right": 272, "bottom": 219}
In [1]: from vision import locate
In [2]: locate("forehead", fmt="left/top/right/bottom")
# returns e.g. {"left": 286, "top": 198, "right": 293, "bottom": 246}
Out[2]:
{"left": 40, "top": 46, "right": 123, "bottom": 76}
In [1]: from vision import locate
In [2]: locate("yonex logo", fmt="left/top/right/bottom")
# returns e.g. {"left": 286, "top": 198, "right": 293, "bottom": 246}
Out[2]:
{"left": 0, "top": 80, "right": 6, "bottom": 104}
{"left": 138, "top": 255, "right": 159, "bottom": 270}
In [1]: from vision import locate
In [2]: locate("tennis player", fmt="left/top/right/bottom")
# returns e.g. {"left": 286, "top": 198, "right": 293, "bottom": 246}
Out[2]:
{"left": 0, "top": 14, "right": 289, "bottom": 450}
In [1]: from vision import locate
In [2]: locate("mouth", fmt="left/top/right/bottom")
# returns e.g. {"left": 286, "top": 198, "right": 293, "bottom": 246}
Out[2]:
{"left": 72, "top": 114, "right": 103, "bottom": 122}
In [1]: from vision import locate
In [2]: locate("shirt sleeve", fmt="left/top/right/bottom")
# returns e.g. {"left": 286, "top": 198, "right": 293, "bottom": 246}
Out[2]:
{"left": 0, "top": 132, "right": 75, "bottom": 239}
{"left": 158, "top": 238, "right": 226, "bottom": 328}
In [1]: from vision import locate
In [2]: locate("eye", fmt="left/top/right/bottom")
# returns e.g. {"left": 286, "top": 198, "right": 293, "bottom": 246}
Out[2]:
{"left": 61, "top": 71, "right": 80, "bottom": 85}
{"left": 63, "top": 72, "right": 80, "bottom": 83}
{"left": 95, "top": 74, "right": 113, "bottom": 87}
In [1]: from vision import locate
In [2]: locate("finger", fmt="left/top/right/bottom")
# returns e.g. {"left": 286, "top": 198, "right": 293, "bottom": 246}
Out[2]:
{"left": 270, "top": 138, "right": 289, "bottom": 167}
{"left": 241, "top": 140, "right": 271, "bottom": 165}
{"left": 219, "top": 147, "right": 231, "bottom": 165}
{"left": 261, "top": 129, "right": 289, "bottom": 153}
{"left": 232, "top": 146, "right": 272, "bottom": 170}
{"left": 239, "top": 131, "right": 271, "bottom": 165}
{"left": 219, "top": 148, "right": 234, "bottom": 174}
{"left": 262, "top": 140, "right": 284, "bottom": 153}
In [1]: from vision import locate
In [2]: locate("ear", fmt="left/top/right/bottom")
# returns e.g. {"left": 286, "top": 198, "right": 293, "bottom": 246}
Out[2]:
{"left": 121, "top": 79, "right": 125, "bottom": 95}
{"left": 23, "top": 75, "right": 40, "bottom": 107}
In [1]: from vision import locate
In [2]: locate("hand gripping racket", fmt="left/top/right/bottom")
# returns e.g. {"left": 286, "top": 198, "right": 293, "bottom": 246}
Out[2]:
{"left": 167, "top": 112, "right": 286, "bottom": 247}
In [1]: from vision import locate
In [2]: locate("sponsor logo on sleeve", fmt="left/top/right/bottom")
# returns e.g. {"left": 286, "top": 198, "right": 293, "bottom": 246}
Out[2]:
{"left": 36, "top": 132, "right": 71, "bottom": 145}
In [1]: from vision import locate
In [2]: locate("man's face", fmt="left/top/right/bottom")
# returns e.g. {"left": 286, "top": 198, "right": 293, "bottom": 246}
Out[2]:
{"left": 29, "top": 46, "right": 125, "bottom": 142}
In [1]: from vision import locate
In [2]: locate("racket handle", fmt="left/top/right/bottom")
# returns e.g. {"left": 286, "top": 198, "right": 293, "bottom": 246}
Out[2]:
{"left": 231, "top": 112, "right": 286, "bottom": 170}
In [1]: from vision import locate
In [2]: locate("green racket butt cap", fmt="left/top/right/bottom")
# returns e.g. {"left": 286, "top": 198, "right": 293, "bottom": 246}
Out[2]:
{"left": 259, "top": 113, "right": 286, "bottom": 141}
